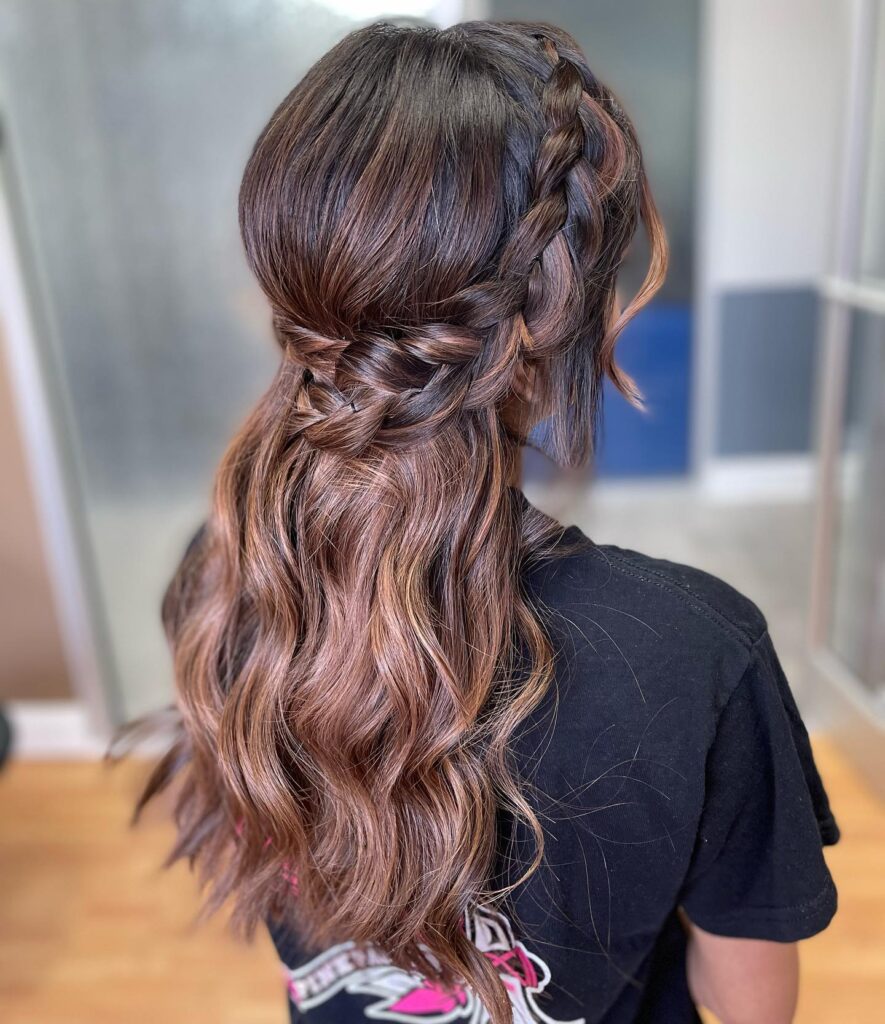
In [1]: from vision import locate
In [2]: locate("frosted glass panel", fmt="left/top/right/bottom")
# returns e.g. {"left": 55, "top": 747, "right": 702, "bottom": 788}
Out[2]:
{"left": 828, "top": 311, "right": 885, "bottom": 696}
{"left": 0, "top": 0, "right": 454, "bottom": 719}
{"left": 860, "top": 1, "right": 885, "bottom": 285}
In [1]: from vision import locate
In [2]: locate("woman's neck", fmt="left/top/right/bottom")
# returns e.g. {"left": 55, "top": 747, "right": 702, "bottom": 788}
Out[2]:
{"left": 507, "top": 446, "right": 524, "bottom": 488}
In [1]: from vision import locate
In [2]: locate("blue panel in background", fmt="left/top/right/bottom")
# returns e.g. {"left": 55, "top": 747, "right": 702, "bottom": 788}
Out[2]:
{"left": 594, "top": 302, "right": 692, "bottom": 477}
{"left": 716, "top": 288, "right": 818, "bottom": 455}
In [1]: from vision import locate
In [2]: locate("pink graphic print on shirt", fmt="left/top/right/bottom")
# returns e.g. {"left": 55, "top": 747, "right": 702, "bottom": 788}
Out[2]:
{"left": 283, "top": 905, "right": 586, "bottom": 1024}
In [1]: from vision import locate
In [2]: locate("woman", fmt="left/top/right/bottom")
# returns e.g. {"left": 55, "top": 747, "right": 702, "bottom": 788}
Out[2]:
{"left": 134, "top": 19, "right": 839, "bottom": 1024}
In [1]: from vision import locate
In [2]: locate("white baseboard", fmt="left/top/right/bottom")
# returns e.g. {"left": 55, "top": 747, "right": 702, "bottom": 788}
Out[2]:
{"left": 698, "top": 454, "right": 816, "bottom": 503}
{"left": 5, "top": 700, "right": 109, "bottom": 759}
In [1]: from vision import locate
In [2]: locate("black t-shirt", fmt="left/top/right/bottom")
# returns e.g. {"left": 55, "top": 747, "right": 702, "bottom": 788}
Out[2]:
{"left": 267, "top": 494, "right": 840, "bottom": 1023}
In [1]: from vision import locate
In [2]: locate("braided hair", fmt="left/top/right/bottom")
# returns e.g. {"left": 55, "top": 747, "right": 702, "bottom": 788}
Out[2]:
{"left": 138, "top": 20, "right": 667, "bottom": 1024}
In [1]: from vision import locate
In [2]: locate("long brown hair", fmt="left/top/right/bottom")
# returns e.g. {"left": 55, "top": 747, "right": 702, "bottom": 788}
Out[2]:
{"left": 131, "top": 19, "right": 666, "bottom": 1023}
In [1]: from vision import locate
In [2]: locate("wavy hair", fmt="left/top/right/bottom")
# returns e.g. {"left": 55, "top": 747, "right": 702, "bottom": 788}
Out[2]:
{"left": 130, "top": 19, "right": 667, "bottom": 1024}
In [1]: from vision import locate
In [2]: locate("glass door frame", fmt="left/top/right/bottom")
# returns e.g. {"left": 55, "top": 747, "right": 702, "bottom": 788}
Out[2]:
{"left": 809, "top": 0, "right": 885, "bottom": 793}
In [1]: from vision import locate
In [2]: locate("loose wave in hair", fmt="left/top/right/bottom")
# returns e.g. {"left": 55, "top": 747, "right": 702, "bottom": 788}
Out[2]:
{"left": 131, "top": 19, "right": 667, "bottom": 1024}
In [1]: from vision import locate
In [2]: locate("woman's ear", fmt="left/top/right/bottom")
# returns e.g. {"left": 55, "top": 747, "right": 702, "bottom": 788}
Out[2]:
{"left": 500, "top": 363, "right": 548, "bottom": 438}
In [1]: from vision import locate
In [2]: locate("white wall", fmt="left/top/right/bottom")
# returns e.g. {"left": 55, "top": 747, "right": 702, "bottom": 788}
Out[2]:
{"left": 695, "top": 0, "right": 854, "bottom": 472}
{"left": 701, "top": 0, "right": 851, "bottom": 290}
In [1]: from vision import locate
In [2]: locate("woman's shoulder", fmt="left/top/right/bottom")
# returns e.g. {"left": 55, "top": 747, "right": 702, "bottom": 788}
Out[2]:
{"left": 515, "top": 525, "right": 840, "bottom": 956}
{"left": 525, "top": 523, "right": 772, "bottom": 721}
{"left": 588, "top": 537, "right": 769, "bottom": 650}
{"left": 536, "top": 523, "right": 767, "bottom": 645}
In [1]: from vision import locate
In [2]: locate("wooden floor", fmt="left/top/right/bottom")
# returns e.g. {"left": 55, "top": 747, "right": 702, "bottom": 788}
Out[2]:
{"left": 0, "top": 737, "right": 882, "bottom": 1024}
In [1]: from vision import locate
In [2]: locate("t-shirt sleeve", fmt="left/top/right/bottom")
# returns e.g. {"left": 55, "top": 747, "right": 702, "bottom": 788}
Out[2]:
{"left": 679, "top": 629, "right": 840, "bottom": 941}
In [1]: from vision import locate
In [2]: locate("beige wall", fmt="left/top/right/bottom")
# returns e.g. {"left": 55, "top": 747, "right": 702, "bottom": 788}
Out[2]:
{"left": 0, "top": 326, "right": 72, "bottom": 699}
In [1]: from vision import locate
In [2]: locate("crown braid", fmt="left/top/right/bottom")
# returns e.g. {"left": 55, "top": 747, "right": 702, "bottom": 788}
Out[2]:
{"left": 268, "top": 26, "right": 648, "bottom": 460}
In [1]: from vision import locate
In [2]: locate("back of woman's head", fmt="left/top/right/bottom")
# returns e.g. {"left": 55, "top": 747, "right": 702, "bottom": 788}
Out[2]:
{"left": 140, "top": 19, "right": 666, "bottom": 1023}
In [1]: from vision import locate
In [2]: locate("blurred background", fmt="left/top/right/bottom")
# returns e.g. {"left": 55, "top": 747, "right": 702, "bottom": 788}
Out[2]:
{"left": 0, "top": 0, "right": 883, "bottom": 1021}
